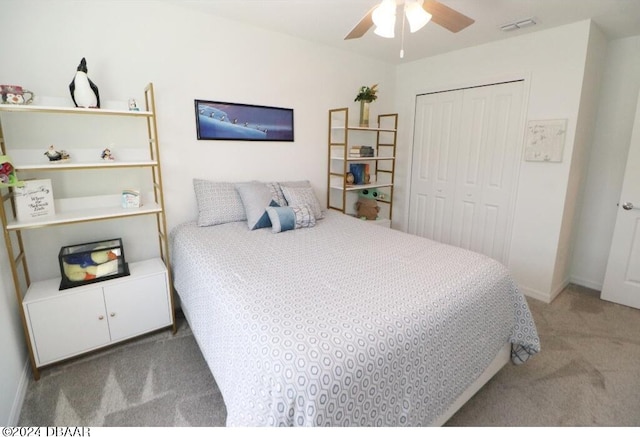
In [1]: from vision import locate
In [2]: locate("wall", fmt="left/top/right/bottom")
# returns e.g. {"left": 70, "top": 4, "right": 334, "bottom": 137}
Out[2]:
{"left": 393, "top": 20, "right": 600, "bottom": 302}
{"left": 0, "top": 233, "right": 28, "bottom": 425}
{"left": 0, "top": 0, "right": 395, "bottom": 424}
{"left": 570, "top": 35, "right": 640, "bottom": 289}
{"left": 551, "top": 23, "right": 607, "bottom": 296}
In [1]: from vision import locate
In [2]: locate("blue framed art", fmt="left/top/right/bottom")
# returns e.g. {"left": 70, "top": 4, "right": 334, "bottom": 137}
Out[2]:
{"left": 195, "top": 99, "right": 294, "bottom": 141}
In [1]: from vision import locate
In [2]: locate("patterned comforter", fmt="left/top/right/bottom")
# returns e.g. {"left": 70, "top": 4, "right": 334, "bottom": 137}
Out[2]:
{"left": 170, "top": 211, "right": 540, "bottom": 426}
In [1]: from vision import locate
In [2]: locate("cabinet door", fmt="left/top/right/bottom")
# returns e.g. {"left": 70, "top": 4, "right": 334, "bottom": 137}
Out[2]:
{"left": 25, "top": 287, "right": 110, "bottom": 366}
{"left": 103, "top": 272, "right": 171, "bottom": 341}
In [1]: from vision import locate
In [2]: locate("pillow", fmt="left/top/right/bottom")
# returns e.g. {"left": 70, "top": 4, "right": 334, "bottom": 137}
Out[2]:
{"left": 265, "top": 182, "right": 287, "bottom": 207}
{"left": 193, "top": 179, "right": 246, "bottom": 227}
{"left": 281, "top": 185, "right": 324, "bottom": 220}
{"left": 266, "top": 204, "right": 316, "bottom": 233}
{"left": 236, "top": 182, "right": 282, "bottom": 230}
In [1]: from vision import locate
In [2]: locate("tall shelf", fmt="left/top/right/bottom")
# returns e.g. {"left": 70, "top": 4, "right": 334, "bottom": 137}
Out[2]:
{"left": 0, "top": 83, "right": 175, "bottom": 380}
{"left": 327, "top": 107, "right": 398, "bottom": 224}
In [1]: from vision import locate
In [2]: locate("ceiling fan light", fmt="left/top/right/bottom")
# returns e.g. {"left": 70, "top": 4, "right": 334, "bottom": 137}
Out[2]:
{"left": 372, "top": 0, "right": 396, "bottom": 38}
{"left": 374, "top": 23, "right": 395, "bottom": 38}
{"left": 405, "top": 1, "right": 432, "bottom": 33}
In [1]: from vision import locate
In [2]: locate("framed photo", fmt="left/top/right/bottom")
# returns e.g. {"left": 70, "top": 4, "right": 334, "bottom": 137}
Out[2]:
{"left": 524, "top": 119, "right": 567, "bottom": 162}
{"left": 195, "top": 100, "right": 294, "bottom": 141}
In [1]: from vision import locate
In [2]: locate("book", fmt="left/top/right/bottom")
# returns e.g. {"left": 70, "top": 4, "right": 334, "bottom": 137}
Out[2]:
{"left": 14, "top": 179, "right": 55, "bottom": 221}
{"left": 349, "top": 164, "right": 365, "bottom": 185}
{"left": 349, "top": 146, "right": 375, "bottom": 157}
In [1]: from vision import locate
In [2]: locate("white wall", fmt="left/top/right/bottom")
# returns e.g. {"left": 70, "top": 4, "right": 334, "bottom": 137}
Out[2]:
{"left": 570, "top": 35, "right": 640, "bottom": 289}
{"left": 393, "top": 20, "right": 601, "bottom": 302}
{"left": 552, "top": 23, "right": 607, "bottom": 295}
{"left": 0, "top": 233, "right": 28, "bottom": 425}
{"left": 0, "top": 0, "right": 395, "bottom": 424}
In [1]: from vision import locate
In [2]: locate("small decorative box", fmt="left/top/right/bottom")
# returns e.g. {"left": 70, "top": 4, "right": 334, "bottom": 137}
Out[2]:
{"left": 121, "top": 189, "right": 141, "bottom": 208}
{"left": 58, "top": 238, "right": 130, "bottom": 290}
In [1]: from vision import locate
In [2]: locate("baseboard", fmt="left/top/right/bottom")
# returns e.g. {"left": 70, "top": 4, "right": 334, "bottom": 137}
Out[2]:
{"left": 7, "top": 358, "right": 30, "bottom": 426}
{"left": 569, "top": 275, "right": 603, "bottom": 291}
{"left": 518, "top": 285, "right": 552, "bottom": 303}
{"left": 550, "top": 278, "right": 571, "bottom": 302}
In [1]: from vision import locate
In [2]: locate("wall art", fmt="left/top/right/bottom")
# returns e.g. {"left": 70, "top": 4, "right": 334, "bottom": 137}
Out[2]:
{"left": 524, "top": 119, "right": 567, "bottom": 162}
{"left": 195, "top": 99, "right": 294, "bottom": 141}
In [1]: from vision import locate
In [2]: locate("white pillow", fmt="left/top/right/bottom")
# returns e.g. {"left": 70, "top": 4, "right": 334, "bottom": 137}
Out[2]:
{"left": 281, "top": 185, "right": 324, "bottom": 220}
{"left": 193, "top": 179, "right": 246, "bottom": 226}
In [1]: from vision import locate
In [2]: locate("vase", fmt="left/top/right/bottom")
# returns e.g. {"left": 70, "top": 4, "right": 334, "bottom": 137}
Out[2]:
{"left": 359, "top": 101, "right": 370, "bottom": 127}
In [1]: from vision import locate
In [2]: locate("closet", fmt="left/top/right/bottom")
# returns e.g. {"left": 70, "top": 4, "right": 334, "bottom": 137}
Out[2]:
{"left": 408, "top": 80, "right": 525, "bottom": 264}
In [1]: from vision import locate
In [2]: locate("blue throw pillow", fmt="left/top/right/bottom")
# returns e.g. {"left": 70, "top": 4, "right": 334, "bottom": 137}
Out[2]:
{"left": 266, "top": 204, "right": 316, "bottom": 233}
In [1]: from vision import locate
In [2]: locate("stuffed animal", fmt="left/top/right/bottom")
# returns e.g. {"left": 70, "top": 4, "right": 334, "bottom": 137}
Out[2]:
{"left": 63, "top": 248, "right": 119, "bottom": 282}
{"left": 355, "top": 188, "right": 381, "bottom": 220}
{"left": 0, "top": 157, "right": 18, "bottom": 186}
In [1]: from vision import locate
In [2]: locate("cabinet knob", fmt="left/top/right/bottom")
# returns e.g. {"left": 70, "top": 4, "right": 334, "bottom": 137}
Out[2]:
{"left": 110, "top": 312, "right": 116, "bottom": 317}
{"left": 98, "top": 315, "right": 104, "bottom": 320}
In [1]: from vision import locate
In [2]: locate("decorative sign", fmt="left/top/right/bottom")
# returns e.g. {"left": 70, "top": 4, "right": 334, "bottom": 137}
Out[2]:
{"left": 524, "top": 119, "right": 567, "bottom": 162}
{"left": 14, "top": 179, "right": 55, "bottom": 221}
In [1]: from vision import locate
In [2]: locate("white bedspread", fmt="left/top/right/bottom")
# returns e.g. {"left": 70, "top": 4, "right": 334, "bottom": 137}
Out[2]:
{"left": 170, "top": 211, "right": 540, "bottom": 426}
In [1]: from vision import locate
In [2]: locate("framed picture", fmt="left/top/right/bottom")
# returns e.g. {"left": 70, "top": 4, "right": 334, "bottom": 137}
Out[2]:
{"left": 524, "top": 119, "right": 567, "bottom": 162}
{"left": 195, "top": 99, "right": 294, "bottom": 141}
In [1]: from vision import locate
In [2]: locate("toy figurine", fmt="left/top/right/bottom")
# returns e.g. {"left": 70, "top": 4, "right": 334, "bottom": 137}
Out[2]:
{"left": 101, "top": 148, "right": 114, "bottom": 160}
{"left": 44, "top": 145, "right": 70, "bottom": 162}
{"left": 128, "top": 98, "right": 139, "bottom": 111}
{"left": 355, "top": 188, "right": 381, "bottom": 220}
{"left": 0, "top": 155, "right": 21, "bottom": 186}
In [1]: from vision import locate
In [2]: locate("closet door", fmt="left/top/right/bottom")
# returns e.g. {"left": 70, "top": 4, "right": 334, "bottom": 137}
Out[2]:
{"left": 409, "top": 81, "right": 524, "bottom": 264}
{"left": 407, "top": 89, "right": 463, "bottom": 244}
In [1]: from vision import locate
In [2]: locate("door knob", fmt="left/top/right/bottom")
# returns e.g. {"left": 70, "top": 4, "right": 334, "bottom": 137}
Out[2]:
{"left": 622, "top": 202, "right": 635, "bottom": 210}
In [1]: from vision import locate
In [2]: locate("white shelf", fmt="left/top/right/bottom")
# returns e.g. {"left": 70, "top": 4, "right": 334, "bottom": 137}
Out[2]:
{"left": 24, "top": 258, "right": 167, "bottom": 303}
{"left": 15, "top": 160, "right": 158, "bottom": 171}
{"left": 0, "top": 103, "right": 152, "bottom": 117}
{"left": 330, "top": 125, "right": 396, "bottom": 132}
{"left": 331, "top": 155, "right": 395, "bottom": 162}
{"left": 330, "top": 182, "right": 393, "bottom": 191}
{"left": 6, "top": 200, "right": 161, "bottom": 230}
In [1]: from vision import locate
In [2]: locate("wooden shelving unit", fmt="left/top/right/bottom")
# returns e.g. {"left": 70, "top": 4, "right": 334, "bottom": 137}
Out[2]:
{"left": 0, "top": 83, "right": 175, "bottom": 380}
{"left": 327, "top": 107, "right": 398, "bottom": 224}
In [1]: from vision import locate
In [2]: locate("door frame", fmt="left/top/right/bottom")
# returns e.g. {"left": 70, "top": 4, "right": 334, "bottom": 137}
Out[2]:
{"left": 404, "top": 72, "right": 531, "bottom": 266}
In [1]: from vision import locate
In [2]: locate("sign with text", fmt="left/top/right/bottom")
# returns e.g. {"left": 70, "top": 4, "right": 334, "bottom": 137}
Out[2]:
{"left": 14, "top": 179, "right": 55, "bottom": 221}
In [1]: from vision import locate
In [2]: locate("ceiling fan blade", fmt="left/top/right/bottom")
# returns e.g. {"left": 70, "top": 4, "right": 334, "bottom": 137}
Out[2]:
{"left": 423, "top": 0, "right": 475, "bottom": 33}
{"left": 344, "top": 5, "right": 376, "bottom": 40}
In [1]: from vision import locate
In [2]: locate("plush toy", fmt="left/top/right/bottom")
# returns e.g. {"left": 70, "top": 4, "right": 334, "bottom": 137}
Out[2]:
{"left": 355, "top": 188, "right": 381, "bottom": 220}
{"left": 63, "top": 248, "right": 119, "bottom": 282}
{"left": 0, "top": 155, "right": 20, "bottom": 187}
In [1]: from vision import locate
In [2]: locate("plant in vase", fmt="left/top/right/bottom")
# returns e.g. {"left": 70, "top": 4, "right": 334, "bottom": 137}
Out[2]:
{"left": 354, "top": 84, "right": 378, "bottom": 127}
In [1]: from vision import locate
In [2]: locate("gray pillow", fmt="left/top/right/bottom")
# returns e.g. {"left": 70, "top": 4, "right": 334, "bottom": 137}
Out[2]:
{"left": 236, "top": 182, "right": 281, "bottom": 230}
{"left": 193, "top": 179, "right": 246, "bottom": 227}
{"left": 281, "top": 185, "right": 324, "bottom": 220}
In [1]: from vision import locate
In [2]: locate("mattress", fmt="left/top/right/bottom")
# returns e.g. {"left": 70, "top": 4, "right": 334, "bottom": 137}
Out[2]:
{"left": 170, "top": 211, "right": 540, "bottom": 426}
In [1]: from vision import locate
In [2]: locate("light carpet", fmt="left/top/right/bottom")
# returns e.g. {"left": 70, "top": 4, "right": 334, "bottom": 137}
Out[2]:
{"left": 18, "top": 284, "right": 640, "bottom": 426}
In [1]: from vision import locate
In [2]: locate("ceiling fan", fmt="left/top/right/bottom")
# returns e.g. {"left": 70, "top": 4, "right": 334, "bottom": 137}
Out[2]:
{"left": 345, "top": 0, "right": 475, "bottom": 40}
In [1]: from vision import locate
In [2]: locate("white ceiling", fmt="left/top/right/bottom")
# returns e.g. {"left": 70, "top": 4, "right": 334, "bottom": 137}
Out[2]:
{"left": 166, "top": 0, "right": 640, "bottom": 64}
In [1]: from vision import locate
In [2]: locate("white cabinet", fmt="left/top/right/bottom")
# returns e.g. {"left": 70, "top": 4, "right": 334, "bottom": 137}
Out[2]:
{"left": 24, "top": 258, "right": 171, "bottom": 367}
{"left": 327, "top": 108, "right": 397, "bottom": 222}
{"left": 0, "top": 83, "right": 175, "bottom": 379}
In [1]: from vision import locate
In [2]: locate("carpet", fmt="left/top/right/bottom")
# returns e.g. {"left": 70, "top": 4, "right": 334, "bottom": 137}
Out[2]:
{"left": 18, "top": 284, "right": 640, "bottom": 426}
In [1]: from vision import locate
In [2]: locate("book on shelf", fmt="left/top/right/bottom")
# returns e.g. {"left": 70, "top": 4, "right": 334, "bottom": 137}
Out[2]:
{"left": 349, "top": 145, "right": 375, "bottom": 157}
{"left": 349, "top": 163, "right": 371, "bottom": 185}
{"left": 14, "top": 179, "right": 55, "bottom": 221}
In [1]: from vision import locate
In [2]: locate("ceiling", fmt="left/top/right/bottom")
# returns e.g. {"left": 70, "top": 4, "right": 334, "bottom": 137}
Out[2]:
{"left": 166, "top": 0, "right": 640, "bottom": 64}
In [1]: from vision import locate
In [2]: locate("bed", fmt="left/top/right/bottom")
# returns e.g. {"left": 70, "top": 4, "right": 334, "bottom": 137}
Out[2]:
{"left": 170, "top": 180, "right": 540, "bottom": 426}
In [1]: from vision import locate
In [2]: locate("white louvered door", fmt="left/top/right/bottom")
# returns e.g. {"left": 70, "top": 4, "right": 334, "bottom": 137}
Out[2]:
{"left": 409, "top": 81, "right": 525, "bottom": 264}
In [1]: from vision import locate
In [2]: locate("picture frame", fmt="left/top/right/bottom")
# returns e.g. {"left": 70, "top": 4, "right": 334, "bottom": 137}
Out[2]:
{"left": 524, "top": 119, "right": 567, "bottom": 162}
{"left": 195, "top": 99, "right": 294, "bottom": 141}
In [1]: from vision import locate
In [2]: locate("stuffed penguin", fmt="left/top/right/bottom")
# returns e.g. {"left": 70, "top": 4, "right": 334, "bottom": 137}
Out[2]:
{"left": 69, "top": 57, "right": 100, "bottom": 108}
